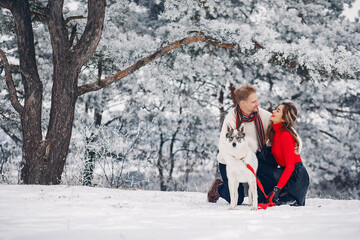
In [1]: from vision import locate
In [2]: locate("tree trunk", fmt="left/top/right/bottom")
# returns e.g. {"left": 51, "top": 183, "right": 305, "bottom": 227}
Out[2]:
{"left": 6, "top": 0, "right": 106, "bottom": 184}
{"left": 83, "top": 108, "right": 103, "bottom": 186}
{"left": 83, "top": 134, "right": 97, "bottom": 186}
{"left": 41, "top": 65, "right": 79, "bottom": 184}
{"left": 83, "top": 57, "right": 103, "bottom": 186}
{"left": 6, "top": 0, "right": 43, "bottom": 184}
{"left": 167, "top": 110, "right": 182, "bottom": 184}
{"left": 22, "top": 61, "right": 79, "bottom": 184}
{"left": 157, "top": 133, "right": 167, "bottom": 191}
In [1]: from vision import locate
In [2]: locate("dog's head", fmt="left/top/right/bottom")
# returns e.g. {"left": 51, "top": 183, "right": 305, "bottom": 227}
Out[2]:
{"left": 225, "top": 123, "right": 248, "bottom": 158}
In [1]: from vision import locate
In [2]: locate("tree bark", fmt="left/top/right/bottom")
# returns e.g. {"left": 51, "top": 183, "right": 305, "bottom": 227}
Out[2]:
{"left": 36, "top": 0, "right": 105, "bottom": 184}
{"left": 6, "top": 0, "right": 44, "bottom": 184}
{"left": 42, "top": 0, "right": 78, "bottom": 183}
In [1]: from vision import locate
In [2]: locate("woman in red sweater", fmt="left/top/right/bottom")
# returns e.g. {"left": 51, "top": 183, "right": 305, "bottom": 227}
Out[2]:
{"left": 257, "top": 102, "right": 309, "bottom": 206}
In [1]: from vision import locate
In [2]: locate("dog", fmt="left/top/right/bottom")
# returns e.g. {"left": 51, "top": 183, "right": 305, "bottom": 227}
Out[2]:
{"left": 222, "top": 123, "right": 258, "bottom": 210}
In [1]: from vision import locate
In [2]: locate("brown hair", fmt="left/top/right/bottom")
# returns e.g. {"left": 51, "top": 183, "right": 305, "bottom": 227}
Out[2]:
{"left": 234, "top": 84, "right": 256, "bottom": 104}
{"left": 266, "top": 102, "right": 300, "bottom": 147}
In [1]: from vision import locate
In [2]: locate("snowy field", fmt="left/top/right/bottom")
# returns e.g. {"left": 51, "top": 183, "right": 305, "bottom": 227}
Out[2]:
{"left": 1, "top": 185, "right": 360, "bottom": 240}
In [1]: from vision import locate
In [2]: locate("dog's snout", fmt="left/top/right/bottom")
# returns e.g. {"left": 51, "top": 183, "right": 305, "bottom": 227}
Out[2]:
{"left": 232, "top": 142, "right": 236, "bottom": 147}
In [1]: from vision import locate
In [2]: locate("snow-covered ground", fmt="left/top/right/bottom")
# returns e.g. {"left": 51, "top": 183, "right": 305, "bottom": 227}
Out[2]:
{"left": 1, "top": 185, "right": 359, "bottom": 240}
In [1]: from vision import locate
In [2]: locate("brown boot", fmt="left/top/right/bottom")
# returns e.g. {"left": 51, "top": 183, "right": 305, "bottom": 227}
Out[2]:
{"left": 207, "top": 178, "right": 223, "bottom": 203}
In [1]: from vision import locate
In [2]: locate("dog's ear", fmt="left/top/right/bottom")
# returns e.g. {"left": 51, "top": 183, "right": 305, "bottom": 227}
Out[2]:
{"left": 227, "top": 124, "right": 231, "bottom": 133}
{"left": 226, "top": 124, "right": 233, "bottom": 139}
{"left": 240, "top": 123, "right": 245, "bottom": 134}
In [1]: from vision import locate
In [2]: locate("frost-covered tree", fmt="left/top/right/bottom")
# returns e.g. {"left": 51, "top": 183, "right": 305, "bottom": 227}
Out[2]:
{"left": 0, "top": 0, "right": 106, "bottom": 184}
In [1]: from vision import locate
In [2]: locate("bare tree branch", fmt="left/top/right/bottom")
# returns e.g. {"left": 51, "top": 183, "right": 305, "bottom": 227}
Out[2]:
{"left": 319, "top": 130, "right": 341, "bottom": 143}
{"left": 30, "top": 11, "right": 47, "bottom": 19}
{"left": 65, "top": 15, "right": 86, "bottom": 25}
{"left": 326, "top": 107, "right": 360, "bottom": 115}
{"left": 325, "top": 108, "right": 358, "bottom": 121}
{"left": 78, "top": 31, "right": 242, "bottom": 96}
{"left": 0, "top": 0, "right": 12, "bottom": 10}
{"left": 0, "top": 48, "right": 24, "bottom": 115}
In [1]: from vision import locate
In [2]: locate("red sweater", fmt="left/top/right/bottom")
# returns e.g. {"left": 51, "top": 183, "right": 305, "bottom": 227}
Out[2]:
{"left": 271, "top": 122, "right": 302, "bottom": 189}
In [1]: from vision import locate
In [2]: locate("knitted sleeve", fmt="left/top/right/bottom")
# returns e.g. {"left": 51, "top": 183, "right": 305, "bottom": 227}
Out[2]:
{"left": 276, "top": 131, "right": 296, "bottom": 189}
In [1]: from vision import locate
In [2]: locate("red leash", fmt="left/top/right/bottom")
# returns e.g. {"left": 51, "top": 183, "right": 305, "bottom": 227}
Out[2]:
{"left": 246, "top": 164, "right": 276, "bottom": 210}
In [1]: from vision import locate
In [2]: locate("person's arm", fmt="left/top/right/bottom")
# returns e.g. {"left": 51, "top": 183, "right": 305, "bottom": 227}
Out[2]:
{"left": 276, "top": 132, "right": 296, "bottom": 189}
{"left": 267, "top": 132, "right": 296, "bottom": 203}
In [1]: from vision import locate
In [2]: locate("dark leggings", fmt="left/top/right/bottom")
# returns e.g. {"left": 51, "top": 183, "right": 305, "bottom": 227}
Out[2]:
{"left": 218, "top": 163, "right": 245, "bottom": 205}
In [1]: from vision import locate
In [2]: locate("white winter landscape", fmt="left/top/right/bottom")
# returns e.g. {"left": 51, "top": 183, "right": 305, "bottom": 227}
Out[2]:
{"left": 1, "top": 185, "right": 359, "bottom": 240}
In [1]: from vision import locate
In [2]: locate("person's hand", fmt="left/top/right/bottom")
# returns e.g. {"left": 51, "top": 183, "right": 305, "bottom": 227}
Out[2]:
{"left": 268, "top": 186, "right": 281, "bottom": 203}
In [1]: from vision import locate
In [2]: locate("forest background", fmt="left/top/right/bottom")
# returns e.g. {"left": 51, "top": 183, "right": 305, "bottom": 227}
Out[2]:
{"left": 0, "top": 0, "right": 359, "bottom": 199}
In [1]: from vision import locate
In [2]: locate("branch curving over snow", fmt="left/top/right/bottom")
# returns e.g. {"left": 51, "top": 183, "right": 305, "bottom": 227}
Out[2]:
{"left": 78, "top": 31, "right": 359, "bottom": 96}
{"left": 78, "top": 31, "right": 244, "bottom": 96}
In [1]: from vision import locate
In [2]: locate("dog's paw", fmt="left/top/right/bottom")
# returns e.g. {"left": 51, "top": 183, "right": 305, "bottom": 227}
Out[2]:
{"left": 251, "top": 206, "right": 258, "bottom": 211}
{"left": 228, "top": 206, "right": 236, "bottom": 210}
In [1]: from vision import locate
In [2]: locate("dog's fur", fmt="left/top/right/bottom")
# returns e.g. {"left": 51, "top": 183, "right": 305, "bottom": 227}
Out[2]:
{"left": 223, "top": 123, "right": 258, "bottom": 210}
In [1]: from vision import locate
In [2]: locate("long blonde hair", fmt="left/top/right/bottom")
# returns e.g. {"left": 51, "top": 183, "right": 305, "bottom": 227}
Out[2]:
{"left": 266, "top": 102, "right": 300, "bottom": 148}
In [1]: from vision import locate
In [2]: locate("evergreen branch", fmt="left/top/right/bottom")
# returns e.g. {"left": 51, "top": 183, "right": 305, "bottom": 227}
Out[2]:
{"left": 77, "top": 30, "right": 356, "bottom": 96}
{"left": 0, "top": 48, "right": 24, "bottom": 115}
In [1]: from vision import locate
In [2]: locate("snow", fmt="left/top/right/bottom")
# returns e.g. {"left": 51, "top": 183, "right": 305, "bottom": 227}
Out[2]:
{"left": 343, "top": 0, "right": 360, "bottom": 22}
{"left": 1, "top": 185, "right": 360, "bottom": 240}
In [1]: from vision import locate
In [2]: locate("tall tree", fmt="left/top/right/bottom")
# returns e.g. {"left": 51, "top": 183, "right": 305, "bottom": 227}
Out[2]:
{"left": 0, "top": 0, "right": 106, "bottom": 184}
